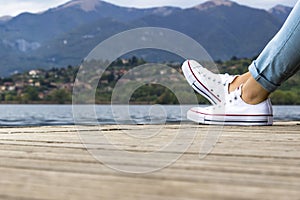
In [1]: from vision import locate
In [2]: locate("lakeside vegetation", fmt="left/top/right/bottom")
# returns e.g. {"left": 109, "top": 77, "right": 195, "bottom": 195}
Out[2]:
{"left": 0, "top": 56, "right": 299, "bottom": 105}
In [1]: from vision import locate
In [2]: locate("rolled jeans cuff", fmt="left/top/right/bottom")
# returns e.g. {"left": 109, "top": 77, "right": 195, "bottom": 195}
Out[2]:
{"left": 248, "top": 62, "right": 279, "bottom": 93}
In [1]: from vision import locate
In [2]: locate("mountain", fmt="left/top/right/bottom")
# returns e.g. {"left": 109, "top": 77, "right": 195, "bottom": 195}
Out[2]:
{"left": 0, "top": 16, "right": 12, "bottom": 22}
{"left": 0, "top": 0, "right": 180, "bottom": 75}
{"left": 268, "top": 5, "right": 293, "bottom": 23}
{"left": 194, "top": 0, "right": 235, "bottom": 10}
{"left": 0, "top": 0, "right": 293, "bottom": 76}
{"left": 134, "top": 0, "right": 282, "bottom": 60}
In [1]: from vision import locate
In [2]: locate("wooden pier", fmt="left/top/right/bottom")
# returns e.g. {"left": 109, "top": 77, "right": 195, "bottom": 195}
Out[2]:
{"left": 0, "top": 122, "right": 299, "bottom": 200}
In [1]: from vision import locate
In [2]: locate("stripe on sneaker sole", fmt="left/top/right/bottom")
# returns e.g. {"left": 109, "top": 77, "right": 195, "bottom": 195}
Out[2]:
{"left": 187, "top": 109, "right": 273, "bottom": 126}
{"left": 204, "top": 119, "right": 269, "bottom": 124}
{"left": 190, "top": 109, "right": 273, "bottom": 117}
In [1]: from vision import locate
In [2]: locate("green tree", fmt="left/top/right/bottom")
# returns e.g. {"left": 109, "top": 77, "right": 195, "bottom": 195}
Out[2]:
{"left": 4, "top": 92, "right": 16, "bottom": 101}
{"left": 156, "top": 89, "right": 178, "bottom": 104}
{"left": 23, "top": 86, "right": 39, "bottom": 101}
{"left": 49, "top": 89, "right": 71, "bottom": 104}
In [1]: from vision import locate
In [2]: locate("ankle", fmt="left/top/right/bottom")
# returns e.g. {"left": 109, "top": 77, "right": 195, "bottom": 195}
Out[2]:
{"left": 241, "top": 89, "right": 268, "bottom": 105}
{"left": 229, "top": 72, "right": 251, "bottom": 93}
{"left": 241, "top": 80, "right": 270, "bottom": 105}
{"left": 228, "top": 76, "right": 240, "bottom": 93}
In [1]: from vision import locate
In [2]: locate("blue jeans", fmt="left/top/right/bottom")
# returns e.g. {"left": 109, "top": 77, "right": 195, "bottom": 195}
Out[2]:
{"left": 249, "top": 0, "right": 300, "bottom": 92}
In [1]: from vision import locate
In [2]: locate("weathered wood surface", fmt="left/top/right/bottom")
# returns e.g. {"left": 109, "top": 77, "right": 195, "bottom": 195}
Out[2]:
{"left": 0, "top": 122, "right": 299, "bottom": 200}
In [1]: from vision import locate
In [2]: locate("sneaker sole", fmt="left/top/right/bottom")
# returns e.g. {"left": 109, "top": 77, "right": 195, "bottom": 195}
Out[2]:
{"left": 182, "top": 60, "right": 221, "bottom": 105}
{"left": 187, "top": 109, "right": 273, "bottom": 126}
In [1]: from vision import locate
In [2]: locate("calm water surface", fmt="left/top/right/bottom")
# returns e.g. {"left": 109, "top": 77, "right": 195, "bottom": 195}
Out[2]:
{"left": 0, "top": 105, "right": 299, "bottom": 126}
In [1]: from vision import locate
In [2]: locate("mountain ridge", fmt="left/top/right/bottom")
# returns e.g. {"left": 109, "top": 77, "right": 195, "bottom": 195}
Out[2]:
{"left": 268, "top": 4, "right": 293, "bottom": 23}
{"left": 194, "top": 0, "right": 236, "bottom": 10}
{"left": 0, "top": 0, "right": 293, "bottom": 76}
{"left": 57, "top": 0, "right": 102, "bottom": 12}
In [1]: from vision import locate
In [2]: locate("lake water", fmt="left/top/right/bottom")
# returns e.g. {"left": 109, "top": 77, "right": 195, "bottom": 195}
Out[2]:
{"left": 0, "top": 105, "right": 299, "bottom": 126}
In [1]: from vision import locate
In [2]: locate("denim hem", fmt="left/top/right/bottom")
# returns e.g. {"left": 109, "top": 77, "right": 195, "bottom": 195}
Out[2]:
{"left": 248, "top": 62, "right": 278, "bottom": 93}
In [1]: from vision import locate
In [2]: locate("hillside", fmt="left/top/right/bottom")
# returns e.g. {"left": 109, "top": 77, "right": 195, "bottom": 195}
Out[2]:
{"left": 0, "top": 57, "right": 298, "bottom": 105}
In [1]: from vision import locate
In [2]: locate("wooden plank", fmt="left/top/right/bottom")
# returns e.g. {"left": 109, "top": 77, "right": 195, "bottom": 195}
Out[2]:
{"left": 0, "top": 123, "right": 299, "bottom": 200}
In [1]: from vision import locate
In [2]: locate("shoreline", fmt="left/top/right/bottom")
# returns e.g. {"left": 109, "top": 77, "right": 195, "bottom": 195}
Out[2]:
{"left": 0, "top": 102, "right": 300, "bottom": 105}
{"left": 0, "top": 120, "right": 299, "bottom": 128}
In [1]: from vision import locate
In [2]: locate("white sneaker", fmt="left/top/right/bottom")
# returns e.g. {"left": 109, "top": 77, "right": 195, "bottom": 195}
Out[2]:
{"left": 182, "top": 60, "right": 237, "bottom": 104}
{"left": 187, "top": 86, "right": 273, "bottom": 126}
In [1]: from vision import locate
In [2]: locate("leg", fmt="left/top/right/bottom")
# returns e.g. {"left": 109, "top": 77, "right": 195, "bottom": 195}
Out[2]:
{"left": 242, "top": 76, "right": 270, "bottom": 104}
{"left": 184, "top": 1, "right": 300, "bottom": 125}
{"left": 248, "top": 0, "right": 300, "bottom": 94}
{"left": 229, "top": 73, "right": 269, "bottom": 104}
{"left": 229, "top": 1, "right": 300, "bottom": 104}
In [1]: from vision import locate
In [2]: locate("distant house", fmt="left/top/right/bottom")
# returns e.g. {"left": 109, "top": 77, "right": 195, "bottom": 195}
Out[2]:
{"left": 121, "top": 59, "right": 129, "bottom": 65}
{"left": 60, "top": 83, "right": 73, "bottom": 90}
{"left": 34, "top": 82, "right": 41, "bottom": 87}
{"left": 8, "top": 86, "right": 16, "bottom": 91}
{"left": 15, "top": 81, "right": 25, "bottom": 88}
{"left": 38, "top": 92, "right": 45, "bottom": 99}
{"left": 0, "top": 86, "right": 6, "bottom": 91}
{"left": 0, "top": 82, "right": 14, "bottom": 91}
{"left": 29, "top": 70, "right": 40, "bottom": 78}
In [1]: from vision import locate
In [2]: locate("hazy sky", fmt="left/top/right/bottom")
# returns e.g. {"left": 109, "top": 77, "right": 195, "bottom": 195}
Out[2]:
{"left": 0, "top": 0, "right": 298, "bottom": 17}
